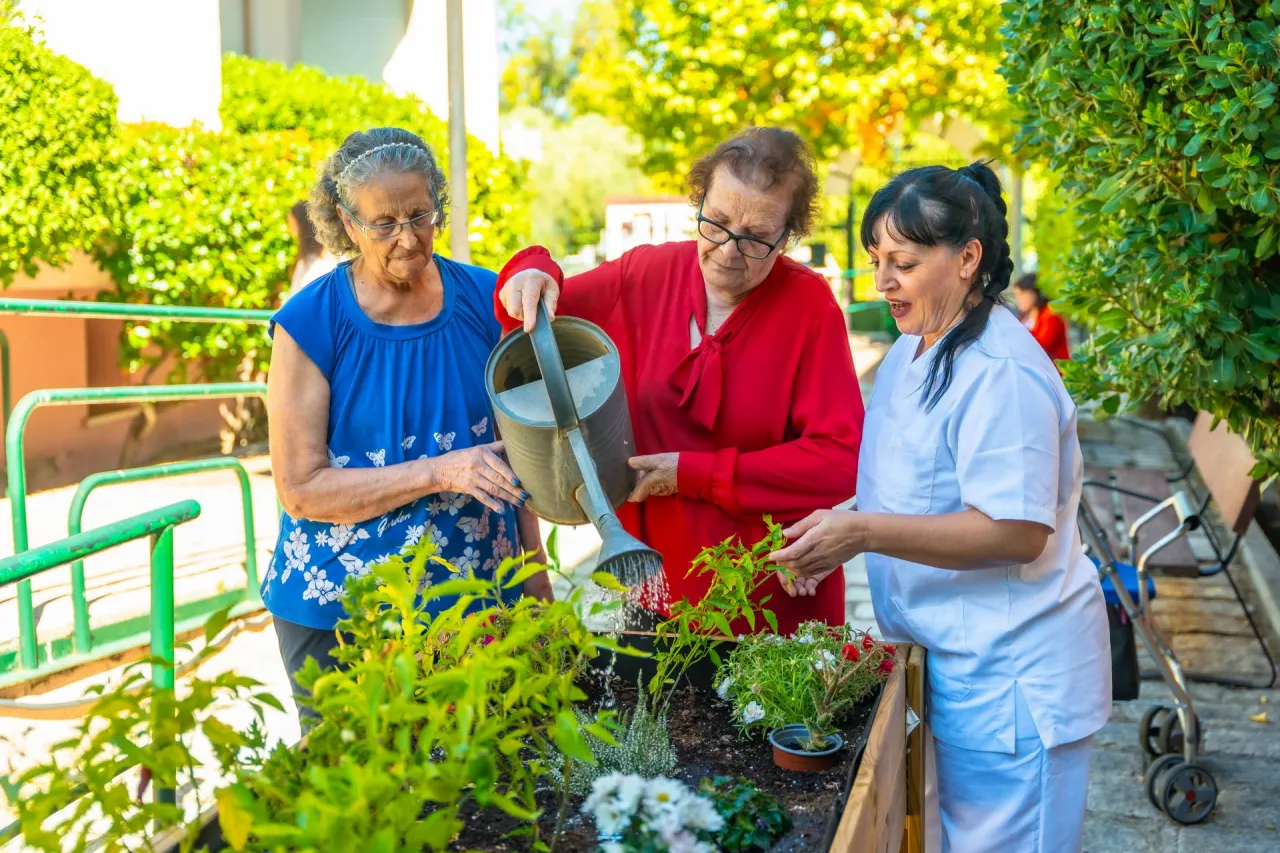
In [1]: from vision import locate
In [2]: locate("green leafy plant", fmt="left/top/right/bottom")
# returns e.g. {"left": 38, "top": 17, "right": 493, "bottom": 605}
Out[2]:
{"left": 1004, "top": 1, "right": 1280, "bottom": 478}
{"left": 648, "top": 519, "right": 787, "bottom": 717}
{"left": 1, "top": 608, "right": 279, "bottom": 853}
{"left": 547, "top": 676, "right": 677, "bottom": 799}
{"left": 717, "top": 622, "right": 893, "bottom": 746}
{"left": 217, "top": 540, "right": 624, "bottom": 852}
{"left": 0, "top": 4, "right": 124, "bottom": 284}
{"left": 697, "top": 776, "right": 792, "bottom": 853}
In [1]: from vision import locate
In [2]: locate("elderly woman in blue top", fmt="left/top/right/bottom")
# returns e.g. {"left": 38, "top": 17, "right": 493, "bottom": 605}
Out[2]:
{"left": 265, "top": 127, "right": 551, "bottom": 725}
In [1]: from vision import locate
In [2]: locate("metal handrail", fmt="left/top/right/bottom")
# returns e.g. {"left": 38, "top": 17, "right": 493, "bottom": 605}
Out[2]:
{"left": 65, "top": 457, "right": 262, "bottom": 656}
{"left": 0, "top": 297, "right": 273, "bottom": 324}
{"left": 6, "top": 383, "right": 268, "bottom": 670}
{"left": 0, "top": 500, "right": 203, "bottom": 816}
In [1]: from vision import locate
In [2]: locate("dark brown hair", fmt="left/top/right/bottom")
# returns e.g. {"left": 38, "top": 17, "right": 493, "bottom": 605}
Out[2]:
{"left": 686, "top": 126, "right": 820, "bottom": 239}
{"left": 1014, "top": 272, "right": 1049, "bottom": 310}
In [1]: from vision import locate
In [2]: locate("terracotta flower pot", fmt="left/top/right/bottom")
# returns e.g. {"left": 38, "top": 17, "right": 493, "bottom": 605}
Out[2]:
{"left": 768, "top": 724, "right": 845, "bottom": 772}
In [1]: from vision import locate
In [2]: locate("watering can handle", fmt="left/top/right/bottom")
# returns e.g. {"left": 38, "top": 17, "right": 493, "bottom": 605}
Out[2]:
{"left": 528, "top": 300, "right": 581, "bottom": 431}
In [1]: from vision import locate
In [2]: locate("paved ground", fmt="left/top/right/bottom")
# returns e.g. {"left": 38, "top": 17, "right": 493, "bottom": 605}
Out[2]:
{"left": 2, "top": 331, "right": 1277, "bottom": 851}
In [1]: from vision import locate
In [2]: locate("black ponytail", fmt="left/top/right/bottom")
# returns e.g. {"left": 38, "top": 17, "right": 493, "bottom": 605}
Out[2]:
{"left": 860, "top": 160, "right": 1014, "bottom": 410}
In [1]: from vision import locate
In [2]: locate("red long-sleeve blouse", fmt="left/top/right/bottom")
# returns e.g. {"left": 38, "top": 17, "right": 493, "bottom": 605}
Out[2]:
{"left": 495, "top": 242, "right": 865, "bottom": 635}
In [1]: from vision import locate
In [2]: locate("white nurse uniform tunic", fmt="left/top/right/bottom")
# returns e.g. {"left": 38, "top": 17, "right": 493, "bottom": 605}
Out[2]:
{"left": 860, "top": 307, "right": 1111, "bottom": 853}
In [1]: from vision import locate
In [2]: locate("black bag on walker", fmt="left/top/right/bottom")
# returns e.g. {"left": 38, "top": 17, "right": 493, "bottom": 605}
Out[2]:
{"left": 1108, "top": 603, "right": 1140, "bottom": 700}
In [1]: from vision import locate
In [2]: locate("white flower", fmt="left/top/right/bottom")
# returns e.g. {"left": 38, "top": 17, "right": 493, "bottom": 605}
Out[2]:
{"left": 451, "top": 546, "right": 481, "bottom": 575}
{"left": 716, "top": 677, "right": 733, "bottom": 700}
{"left": 796, "top": 633, "right": 816, "bottom": 645}
{"left": 340, "top": 729, "right": 356, "bottom": 743}
{"left": 742, "top": 701, "right": 765, "bottom": 725}
{"left": 585, "top": 773, "right": 643, "bottom": 837}
{"left": 679, "top": 795, "right": 724, "bottom": 833}
{"left": 642, "top": 777, "right": 687, "bottom": 819}
{"left": 594, "top": 802, "right": 631, "bottom": 837}
{"left": 814, "top": 649, "right": 838, "bottom": 672}
{"left": 613, "top": 774, "right": 645, "bottom": 814}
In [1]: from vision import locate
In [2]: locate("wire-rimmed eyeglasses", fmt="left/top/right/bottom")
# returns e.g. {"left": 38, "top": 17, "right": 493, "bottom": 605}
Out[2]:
{"left": 341, "top": 204, "right": 440, "bottom": 241}
{"left": 696, "top": 200, "right": 789, "bottom": 260}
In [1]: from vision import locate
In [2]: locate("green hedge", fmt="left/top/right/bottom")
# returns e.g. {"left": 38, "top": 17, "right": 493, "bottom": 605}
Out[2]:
{"left": 105, "top": 125, "right": 320, "bottom": 382}
{"left": 0, "top": 10, "right": 123, "bottom": 283}
{"left": 220, "top": 54, "right": 531, "bottom": 273}
{"left": 1005, "top": 1, "right": 1280, "bottom": 478}
{"left": 0, "top": 16, "right": 533, "bottom": 392}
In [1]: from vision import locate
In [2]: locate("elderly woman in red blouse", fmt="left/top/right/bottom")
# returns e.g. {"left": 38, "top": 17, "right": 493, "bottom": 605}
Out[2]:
{"left": 494, "top": 127, "right": 864, "bottom": 635}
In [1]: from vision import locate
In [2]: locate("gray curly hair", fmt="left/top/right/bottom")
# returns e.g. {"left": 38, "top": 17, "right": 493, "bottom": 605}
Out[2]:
{"left": 307, "top": 127, "right": 450, "bottom": 256}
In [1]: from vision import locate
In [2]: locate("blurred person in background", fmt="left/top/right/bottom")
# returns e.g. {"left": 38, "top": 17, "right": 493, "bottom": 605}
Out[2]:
{"left": 1013, "top": 273, "right": 1069, "bottom": 363}
{"left": 285, "top": 200, "right": 337, "bottom": 298}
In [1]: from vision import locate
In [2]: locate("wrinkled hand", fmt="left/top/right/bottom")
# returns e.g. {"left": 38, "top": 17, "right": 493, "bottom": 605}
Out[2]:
{"left": 499, "top": 269, "right": 561, "bottom": 334}
{"left": 768, "top": 510, "right": 861, "bottom": 597}
{"left": 428, "top": 441, "right": 528, "bottom": 513}
{"left": 628, "top": 453, "right": 679, "bottom": 502}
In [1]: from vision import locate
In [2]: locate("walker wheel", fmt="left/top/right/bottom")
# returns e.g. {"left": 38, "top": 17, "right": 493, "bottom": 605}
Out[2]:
{"left": 1139, "top": 705, "right": 1171, "bottom": 758}
{"left": 1144, "top": 754, "right": 1182, "bottom": 810}
{"left": 1157, "top": 761, "right": 1217, "bottom": 825}
{"left": 1157, "top": 708, "right": 1196, "bottom": 757}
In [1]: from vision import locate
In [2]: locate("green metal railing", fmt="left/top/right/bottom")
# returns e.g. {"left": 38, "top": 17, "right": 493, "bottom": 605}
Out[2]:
{"left": 0, "top": 298, "right": 274, "bottom": 324}
{"left": 64, "top": 457, "right": 261, "bottom": 657}
{"left": 0, "top": 295, "right": 271, "bottom": 456}
{"left": 6, "top": 383, "right": 268, "bottom": 675}
{"left": 0, "top": 500, "right": 202, "bottom": 826}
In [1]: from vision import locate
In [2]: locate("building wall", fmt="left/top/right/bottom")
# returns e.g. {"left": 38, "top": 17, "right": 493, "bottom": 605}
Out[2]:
{"left": 19, "top": 0, "right": 223, "bottom": 129}
{"left": 603, "top": 198, "right": 698, "bottom": 261}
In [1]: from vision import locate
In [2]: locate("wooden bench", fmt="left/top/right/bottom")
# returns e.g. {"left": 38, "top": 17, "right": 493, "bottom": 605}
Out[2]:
{"left": 1083, "top": 412, "right": 1259, "bottom": 577}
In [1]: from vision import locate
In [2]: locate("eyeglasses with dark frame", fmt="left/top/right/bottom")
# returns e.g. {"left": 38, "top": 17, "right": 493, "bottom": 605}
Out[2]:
{"left": 695, "top": 200, "right": 789, "bottom": 260}
{"left": 341, "top": 204, "right": 440, "bottom": 241}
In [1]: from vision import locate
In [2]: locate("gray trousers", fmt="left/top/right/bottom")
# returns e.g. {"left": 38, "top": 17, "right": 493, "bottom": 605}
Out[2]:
{"left": 273, "top": 615, "right": 349, "bottom": 732}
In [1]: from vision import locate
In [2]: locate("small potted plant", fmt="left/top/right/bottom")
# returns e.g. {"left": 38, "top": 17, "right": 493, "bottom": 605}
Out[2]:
{"left": 718, "top": 623, "right": 894, "bottom": 772}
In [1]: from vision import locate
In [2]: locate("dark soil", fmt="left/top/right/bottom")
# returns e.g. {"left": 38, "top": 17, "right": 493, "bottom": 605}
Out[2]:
{"left": 452, "top": 677, "right": 878, "bottom": 852}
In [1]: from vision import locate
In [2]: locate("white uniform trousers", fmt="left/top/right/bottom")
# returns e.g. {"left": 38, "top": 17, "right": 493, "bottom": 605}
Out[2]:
{"left": 932, "top": 685, "right": 1095, "bottom": 853}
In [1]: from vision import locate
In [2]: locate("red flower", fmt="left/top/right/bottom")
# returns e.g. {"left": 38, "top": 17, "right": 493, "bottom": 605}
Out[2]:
{"left": 883, "top": 644, "right": 897, "bottom": 656}
{"left": 862, "top": 635, "right": 875, "bottom": 651}
{"left": 841, "top": 643, "right": 861, "bottom": 662}
{"left": 878, "top": 659, "right": 895, "bottom": 675}
{"left": 481, "top": 635, "right": 495, "bottom": 646}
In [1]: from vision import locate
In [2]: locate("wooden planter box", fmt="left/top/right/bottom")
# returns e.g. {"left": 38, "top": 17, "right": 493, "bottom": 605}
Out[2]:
{"left": 150, "top": 641, "right": 915, "bottom": 853}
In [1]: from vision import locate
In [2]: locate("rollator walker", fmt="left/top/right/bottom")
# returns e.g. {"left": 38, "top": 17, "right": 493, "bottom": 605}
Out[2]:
{"left": 1076, "top": 495, "right": 1219, "bottom": 825}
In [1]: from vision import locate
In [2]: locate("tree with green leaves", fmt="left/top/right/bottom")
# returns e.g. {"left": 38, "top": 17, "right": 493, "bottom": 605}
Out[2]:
{"left": 593, "top": 0, "right": 1007, "bottom": 177}
{"left": 0, "top": 6, "right": 123, "bottom": 283}
{"left": 499, "top": 0, "right": 624, "bottom": 120}
{"left": 506, "top": 107, "right": 652, "bottom": 257}
{"left": 1005, "top": 0, "right": 1280, "bottom": 478}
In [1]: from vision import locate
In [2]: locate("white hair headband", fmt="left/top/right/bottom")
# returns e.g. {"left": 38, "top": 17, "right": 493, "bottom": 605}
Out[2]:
{"left": 337, "top": 142, "right": 423, "bottom": 181}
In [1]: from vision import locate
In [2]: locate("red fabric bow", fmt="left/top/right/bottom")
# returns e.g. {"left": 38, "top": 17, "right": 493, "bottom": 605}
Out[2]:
{"left": 667, "top": 269, "right": 778, "bottom": 431}
{"left": 669, "top": 336, "right": 727, "bottom": 431}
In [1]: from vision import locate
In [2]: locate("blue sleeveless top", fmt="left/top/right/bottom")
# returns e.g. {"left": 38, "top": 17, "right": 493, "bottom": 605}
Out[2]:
{"left": 263, "top": 256, "right": 521, "bottom": 630}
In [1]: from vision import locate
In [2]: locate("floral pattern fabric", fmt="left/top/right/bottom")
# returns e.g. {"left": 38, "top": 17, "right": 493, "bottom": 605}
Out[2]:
{"left": 262, "top": 256, "right": 520, "bottom": 630}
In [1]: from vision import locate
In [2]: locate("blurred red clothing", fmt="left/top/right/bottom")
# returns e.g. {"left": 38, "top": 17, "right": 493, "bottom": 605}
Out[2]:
{"left": 1027, "top": 304, "right": 1070, "bottom": 363}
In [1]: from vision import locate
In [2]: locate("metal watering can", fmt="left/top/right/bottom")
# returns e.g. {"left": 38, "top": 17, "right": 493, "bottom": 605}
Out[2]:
{"left": 485, "top": 304, "right": 663, "bottom": 586}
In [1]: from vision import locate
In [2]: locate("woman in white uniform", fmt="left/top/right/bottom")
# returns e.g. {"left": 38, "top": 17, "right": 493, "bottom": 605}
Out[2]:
{"left": 770, "top": 161, "right": 1110, "bottom": 853}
